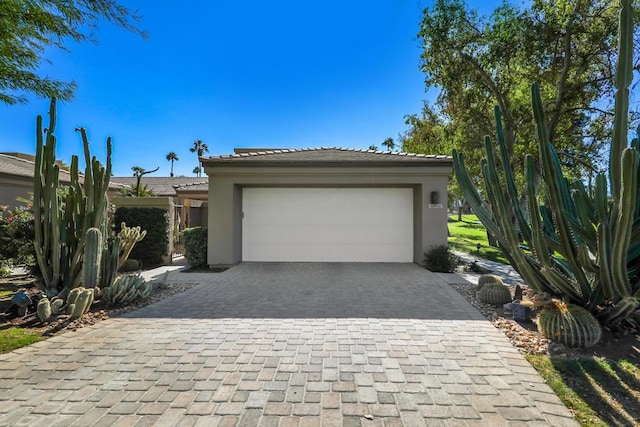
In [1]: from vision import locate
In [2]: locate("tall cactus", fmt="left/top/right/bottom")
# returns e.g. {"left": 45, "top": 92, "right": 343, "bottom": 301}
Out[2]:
{"left": 452, "top": 0, "right": 639, "bottom": 326}
{"left": 82, "top": 228, "right": 102, "bottom": 288}
{"left": 33, "top": 98, "right": 113, "bottom": 291}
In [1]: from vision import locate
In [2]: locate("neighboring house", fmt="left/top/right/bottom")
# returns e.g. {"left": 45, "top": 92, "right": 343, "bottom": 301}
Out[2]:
{"left": 109, "top": 177, "right": 208, "bottom": 229}
{"left": 0, "top": 152, "right": 125, "bottom": 210}
{"left": 202, "top": 147, "right": 452, "bottom": 266}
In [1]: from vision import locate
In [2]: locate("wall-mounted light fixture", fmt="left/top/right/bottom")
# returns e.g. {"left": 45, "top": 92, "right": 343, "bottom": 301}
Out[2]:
{"left": 430, "top": 191, "right": 440, "bottom": 204}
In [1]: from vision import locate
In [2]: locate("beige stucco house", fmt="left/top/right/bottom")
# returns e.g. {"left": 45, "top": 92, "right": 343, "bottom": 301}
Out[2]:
{"left": 202, "top": 147, "right": 452, "bottom": 266}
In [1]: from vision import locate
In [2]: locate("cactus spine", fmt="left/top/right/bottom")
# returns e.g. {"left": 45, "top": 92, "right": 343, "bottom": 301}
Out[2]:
{"left": 478, "top": 282, "right": 512, "bottom": 305}
{"left": 452, "top": 0, "right": 639, "bottom": 329}
{"left": 538, "top": 301, "right": 602, "bottom": 348}
{"left": 83, "top": 228, "right": 103, "bottom": 288}
{"left": 33, "top": 99, "right": 113, "bottom": 292}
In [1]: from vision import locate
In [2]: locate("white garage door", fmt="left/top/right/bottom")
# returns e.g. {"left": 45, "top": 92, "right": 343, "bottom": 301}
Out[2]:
{"left": 242, "top": 188, "right": 413, "bottom": 262}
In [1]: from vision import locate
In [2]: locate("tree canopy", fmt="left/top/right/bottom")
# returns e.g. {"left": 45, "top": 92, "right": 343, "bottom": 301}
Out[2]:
{"left": 402, "top": 0, "right": 639, "bottom": 186}
{"left": 0, "top": 0, "right": 145, "bottom": 105}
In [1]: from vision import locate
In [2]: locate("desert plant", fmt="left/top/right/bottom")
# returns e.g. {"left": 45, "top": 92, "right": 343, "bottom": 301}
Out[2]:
{"left": 424, "top": 244, "right": 460, "bottom": 273}
{"left": 32, "top": 98, "right": 112, "bottom": 292}
{"left": 478, "top": 282, "right": 512, "bottom": 305}
{"left": 115, "top": 209, "right": 168, "bottom": 267}
{"left": 65, "top": 287, "right": 94, "bottom": 319}
{"left": 102, "top": 273, "right": 151, "bottom": 305}
{"left": 117, "top": 222, "right": 146, "bottom": 268}
{"left": 82, "top": 228, "right": 102, "bottom": 288}
{"left": 120, "top": 259, "right": 140, "bottom": 272}
{"left": 183, "top": 226, "right": 207, "bottom": 267}
{"left": 100, "top": 236, "right": 120, "bottom": 289}
{"left": 452, "top": 0, "right": 638, "bottom": 330}
{"left": 537, "top": 300, "right": 602, "bottom": 348}
{"left": 476, "top": 274, "right": 503, "bottom": 291}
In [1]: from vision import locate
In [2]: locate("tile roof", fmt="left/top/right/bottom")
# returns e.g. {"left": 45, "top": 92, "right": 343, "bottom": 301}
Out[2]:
{"left": 110, "top": 177, "right": 208, "bottom": 197}
{"left": 0, "top": 153, "right": 72, "bottom": 180}
{"left": 202, "top": 147, "right": 451, "bottom": 165}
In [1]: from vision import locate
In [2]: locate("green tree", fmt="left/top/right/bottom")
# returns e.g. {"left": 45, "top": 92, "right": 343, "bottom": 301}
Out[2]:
{"left": 165, "top": 152, "right": 178, "bottom": 177}
{"left": 131, "top": 166, "right": 159, "bottom": 197}
{"left": 382, "top": 137, "right": 395, "bottom": 151}
{"left": 403, "top": 0, "right": 638, "bottom": 184}
{"left": 368, "top": 145, "right": 378, "bottom": 150}
{"left": 192, "top": 166, "right": 202, "bottom": 177}
{"left": 0, "top": 1, "right": 146, "bottom": 105}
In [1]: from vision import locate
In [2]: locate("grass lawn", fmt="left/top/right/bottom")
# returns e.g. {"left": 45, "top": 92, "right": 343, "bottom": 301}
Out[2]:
{"left": 526, "top": 355, "right": 640, "bottom": 426}
{"left": 447, "top": 214, "right": 509, "bottom": 264}
{"left": 0, "top": 327, "right": 43, "bottom": 354}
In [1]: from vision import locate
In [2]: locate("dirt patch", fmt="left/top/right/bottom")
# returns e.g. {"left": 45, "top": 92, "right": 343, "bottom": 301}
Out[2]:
{"left": 450, "top": 281, "right": 640, "bottom": 361}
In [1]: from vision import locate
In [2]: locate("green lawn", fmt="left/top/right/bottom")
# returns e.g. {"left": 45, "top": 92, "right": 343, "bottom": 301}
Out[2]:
{"left": 526, "top": 355, "right": 640, "bottom": 426}
{"left": 0, "top": 327, "right": 43, "bottom": 354}
{"left": 448, "top": 214, "right": 508, "bottom": 264}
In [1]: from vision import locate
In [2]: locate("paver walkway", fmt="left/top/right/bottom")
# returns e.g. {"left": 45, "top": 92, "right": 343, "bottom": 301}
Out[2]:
{"left": 0, "top": 263, "right": 577, "bottom": 426}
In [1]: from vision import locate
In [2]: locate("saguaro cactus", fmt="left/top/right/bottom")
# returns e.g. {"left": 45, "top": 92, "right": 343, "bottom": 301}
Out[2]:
{"left": 32, "top": 98, "right": 113, "bottom": 291}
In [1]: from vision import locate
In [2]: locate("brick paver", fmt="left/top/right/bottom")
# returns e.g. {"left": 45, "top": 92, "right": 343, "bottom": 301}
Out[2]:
{"left": 0, "top": 263, "right": 577, "bottom": 425}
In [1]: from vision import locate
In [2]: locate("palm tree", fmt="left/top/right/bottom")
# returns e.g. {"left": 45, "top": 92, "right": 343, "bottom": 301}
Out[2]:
{"left": 166, "top": 152, "right": 178, "bottom": 177}
{"left": 192, "top": 166, "right": 202, "bottom": 177}
{"left": 190, "top": 139, "right": 209, "bottom": 174}
{"left": 368, "top": 145, "right": 378, "bottom": 151}
{"left": 382, "top": 137, "right": 395, "bottom": 151}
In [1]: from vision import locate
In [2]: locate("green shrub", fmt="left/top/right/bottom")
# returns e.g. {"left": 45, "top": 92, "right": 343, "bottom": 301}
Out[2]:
{"left": 183, "top": 227, "right": 208, "bottom": 267}
{"left": 424, "top": 244, "right": 460, "bottom": 273}
{"left": 0, "top": 205, "right": 36, "bottom": 269}
{"left": 120, "top": 259, "right": 140, "bottom": 272}
{"left": 115, "top": 208, "right": 169, "bottom": 268}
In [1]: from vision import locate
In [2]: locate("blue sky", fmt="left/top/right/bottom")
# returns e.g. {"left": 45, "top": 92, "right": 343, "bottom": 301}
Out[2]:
{"left": 0, "top": 0, "right": 499, "bottom": 177}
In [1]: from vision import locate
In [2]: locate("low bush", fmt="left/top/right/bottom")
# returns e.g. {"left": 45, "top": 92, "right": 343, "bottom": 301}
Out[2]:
{"left": 424, "top": 244, "right": 460, "bottom": 273}
{"left": 0, "top": 205, "right": 36, "bottom": 270}
{"left": 183, "top": 227, "right": 208, "bottom": 267}
{"left": 115, "top": 208, "right": 169, "bottom": 268}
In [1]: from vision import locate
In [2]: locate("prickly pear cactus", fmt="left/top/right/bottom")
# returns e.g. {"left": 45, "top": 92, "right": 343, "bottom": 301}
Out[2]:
{"left": 476, "top": 274, "right": 504, "bottom": 291}
{"left": 538, "top": 300, "right": 602, "bottom": 348}
{"left": 478, "top": 282, "right": 512, "bottom": 305}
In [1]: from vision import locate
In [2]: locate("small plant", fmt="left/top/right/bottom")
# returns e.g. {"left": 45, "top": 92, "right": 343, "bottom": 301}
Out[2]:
{"left": 478, "top": 282, "right": 512, "bottom": 305}
{"left": 537, "top": 300, "right": 602, "bottom": 348}
{"left": 424, "top": 244, "right": 460, "bottom": 273}
{"left": 120, "top": 259, "right": 141, "bottom": 272}
{"left": 183, "top": 226, "right": 208, "bottom": 267}
{"left": 476, "top": 273, "right": 503, "bottom": 291}
{"left": 102, "top": 273, "right": 151, "bottom": 305}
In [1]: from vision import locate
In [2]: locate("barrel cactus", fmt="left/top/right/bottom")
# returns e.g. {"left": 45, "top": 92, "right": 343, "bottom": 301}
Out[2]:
{"left": 538, "top": 300, "right": 602, "bottom": 348}
{"left": 478, "top": 282, "right": 512, "bottom": 305}
{"left": 37, "top": 297, "right": 52, "bottom": 322}
{"left": 476, "top": 274, "right": 504, "bottom": 291}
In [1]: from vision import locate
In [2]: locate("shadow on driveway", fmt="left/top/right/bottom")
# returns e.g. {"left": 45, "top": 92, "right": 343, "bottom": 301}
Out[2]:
{"left": 124, "top": 262, "right": 485, "bottom": 320}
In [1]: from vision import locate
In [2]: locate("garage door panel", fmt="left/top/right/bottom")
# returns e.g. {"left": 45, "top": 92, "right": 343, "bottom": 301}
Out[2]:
{"left": 243, "top": 188, "right": 413, "bottom": 262}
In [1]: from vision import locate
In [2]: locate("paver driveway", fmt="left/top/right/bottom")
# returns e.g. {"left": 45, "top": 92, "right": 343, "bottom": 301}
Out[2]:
{"left": 0, "top": 263, "right": 577, "bottom": 426}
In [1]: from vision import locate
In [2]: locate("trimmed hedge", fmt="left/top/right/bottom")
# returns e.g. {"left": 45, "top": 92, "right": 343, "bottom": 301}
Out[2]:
{"left": 183, "top": 227, "right": 207, "bottom": 267}
{"left": 115, "top": 207, "right": 169, "bottom": 268}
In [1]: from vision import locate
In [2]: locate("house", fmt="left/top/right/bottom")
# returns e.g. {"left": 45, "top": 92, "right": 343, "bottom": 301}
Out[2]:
{"left": 202, "top": 147, "right": 452, "bottom": 266}
{"left": 109, "top": 177, "right": 209, "bottom": 229}
{"left": 0, "top": 152, "right": 125, "bottom": 210}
